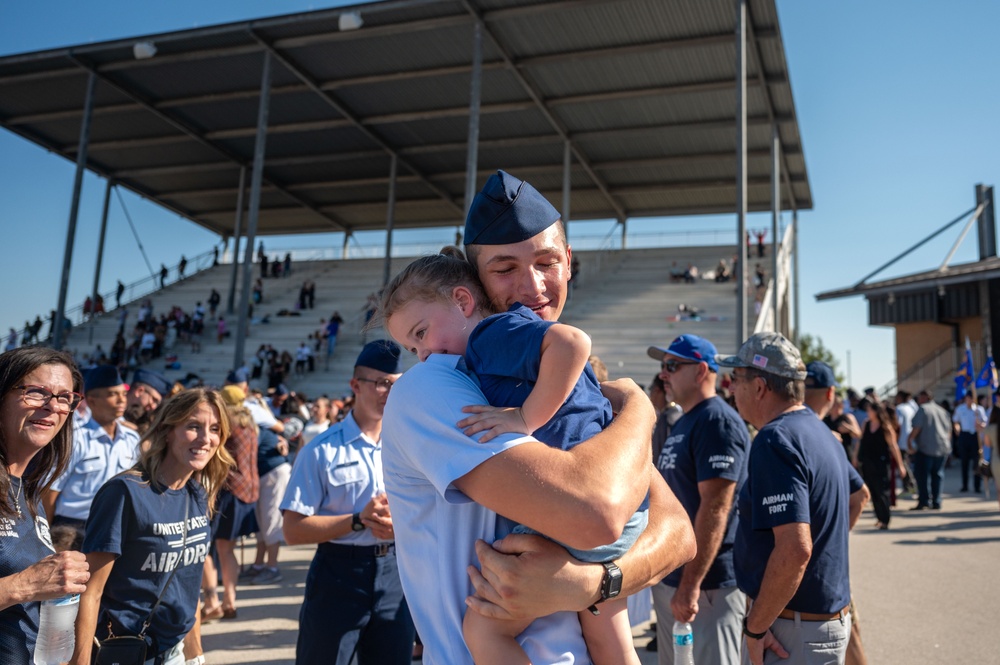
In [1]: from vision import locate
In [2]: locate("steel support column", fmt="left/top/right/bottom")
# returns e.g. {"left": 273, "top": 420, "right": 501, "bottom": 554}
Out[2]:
{"left": 562, "top": 140, "right": 571, "bottom": 236}
{"left": 383, "top": 154, "right": 398, "bottom": 286}
{"left": 771, "top": 123, "right": 780, "bottom": 331}
{"left": 342, "top": 232, "right": 351, "bottom": 259}
{"left": 792, "top": 209, "right": 800, "bottom": 345}
{"left": 54, "top": 71, "right": 96, "bottom": 350}
{"left": 234, "top": 52, "right": 272, "bottom": 371}
{"left": 463, "top": 21, "right": 483, "bottom": 218}
{"left": 227, "top": 166, "right": 246, "bottom": 315}
{"left": 735, "top": 0, "right": 748, "bottom": 347}
{"left": 88, "top": 179, "right": 114, "bottom": 345}
{"left": 620, "top": 217, "right": 627, "bottom": 250}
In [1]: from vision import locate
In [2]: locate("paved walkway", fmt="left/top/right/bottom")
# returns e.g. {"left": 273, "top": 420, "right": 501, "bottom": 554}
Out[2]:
{"left": 201, "top": 464, "right": 1000, "bottom": 663}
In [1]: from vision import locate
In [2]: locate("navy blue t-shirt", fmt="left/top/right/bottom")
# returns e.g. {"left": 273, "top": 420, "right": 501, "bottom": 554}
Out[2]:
{"left": 0, "top": 489, "right": 55, "bottom": 665}
{"left": 83, "top": 473, "right": 210, "bottom": 654}
{"left": 657, "top": 396, "right": 749, "bottom": 589}
{"left": 734, "top": 409, "right": 855, "bottom": 614}
{"left": 466, "top": 304, "right": 613, "bottom": 451}
{"left": 257, "top": 428, "right": 290, "bottom": 476}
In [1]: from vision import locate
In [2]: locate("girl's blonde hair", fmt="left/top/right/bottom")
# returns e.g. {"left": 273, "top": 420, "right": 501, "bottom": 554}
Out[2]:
{"left": 132, "top": 388, "right": 234, "bottom": 516}
{"left": 376, "top": 246, "right": 493, "bottom": 326}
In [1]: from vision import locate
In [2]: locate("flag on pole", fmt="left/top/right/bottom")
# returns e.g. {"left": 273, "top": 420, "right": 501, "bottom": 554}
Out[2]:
{"left": 955, "top": 338, "right": 975, "bottom": 400}
{"left": 976, "top": 355, "right": 998, "bottom": 391}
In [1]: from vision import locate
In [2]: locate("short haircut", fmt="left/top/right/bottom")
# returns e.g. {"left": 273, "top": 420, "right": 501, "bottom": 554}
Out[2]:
{"left": 745, "top": 367, "right": 804, "bottom": 403}
{"left": 465, "top": 219, "right": 567, "bottom": 278}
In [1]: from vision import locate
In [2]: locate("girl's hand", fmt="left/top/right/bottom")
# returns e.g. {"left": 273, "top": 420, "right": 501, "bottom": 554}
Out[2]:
{"left": 458, "top": 405, "right": 531, "bottom": 442}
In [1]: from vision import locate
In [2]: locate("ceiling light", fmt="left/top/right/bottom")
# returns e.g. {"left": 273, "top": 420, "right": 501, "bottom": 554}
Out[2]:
{"left": 133, "top": 41, "right": 157, "bottom": 60}
{"left": 339, "top": 11, "right": 363, "bottom": 31}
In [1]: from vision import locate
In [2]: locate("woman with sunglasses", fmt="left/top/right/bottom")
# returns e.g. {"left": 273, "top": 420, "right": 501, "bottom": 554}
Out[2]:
{"left": 70, "top": 389, "right": 233, "bottom": 665}
{"left": 0, "top": 347, "right": 90, "bottom": 665}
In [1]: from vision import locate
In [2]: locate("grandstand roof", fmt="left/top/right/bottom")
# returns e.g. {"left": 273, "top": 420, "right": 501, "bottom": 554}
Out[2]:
{"left": 0, "top": 0, "right": 812, "bottom": 237}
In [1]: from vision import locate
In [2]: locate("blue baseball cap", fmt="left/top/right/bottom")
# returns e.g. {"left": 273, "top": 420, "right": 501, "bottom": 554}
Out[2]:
{"left": 647, "top": 334, "right": 719, "bottom": 372}
{"left": 355, "top": 340, "right": 402, "bottom": 374}
{"left": 464, "top": 170, "right": 561, "bottom": 245}
{"left": 131, "top": 368, "right": 171, "bottom": 398}
{"left": 805, "top": 361, "right": 838, "bottom": 389}
{"left": 84, "top": 365, "right": 123, "bottom": 393}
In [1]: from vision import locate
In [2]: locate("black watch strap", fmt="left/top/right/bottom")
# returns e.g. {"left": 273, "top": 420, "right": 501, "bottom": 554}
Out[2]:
{"left": 742, "top": 615, "right": 768, "bottom": 640}
{"left": 351, "top": 512, "right": 365, "bottom": 531}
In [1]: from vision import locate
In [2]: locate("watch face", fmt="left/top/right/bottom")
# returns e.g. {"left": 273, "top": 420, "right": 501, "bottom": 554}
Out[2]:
{"left": 602, "top": 563, "right": 623, "bottom": 598}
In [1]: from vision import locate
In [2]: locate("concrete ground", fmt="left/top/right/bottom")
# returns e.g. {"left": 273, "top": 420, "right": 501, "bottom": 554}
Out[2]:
{"left": 200, "top": 463, "right": 1000, "bottom": 663}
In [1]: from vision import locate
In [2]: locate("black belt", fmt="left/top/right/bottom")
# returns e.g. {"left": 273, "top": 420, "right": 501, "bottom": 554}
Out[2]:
{"left": 318, "top": 542, "right": 395, "bottom": 558}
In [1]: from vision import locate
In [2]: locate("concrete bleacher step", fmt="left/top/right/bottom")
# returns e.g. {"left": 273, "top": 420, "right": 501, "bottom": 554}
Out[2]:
{"left": 65, "top": 246, "right": 751, "bottom": 397}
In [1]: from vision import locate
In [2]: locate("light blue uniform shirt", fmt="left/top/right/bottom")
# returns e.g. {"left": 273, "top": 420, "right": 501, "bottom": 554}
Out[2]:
{"left": 280, "top": 412, "right": 388, "bottom": 546}
{"left": 382, "top": 354, "right": 591, "bottom": 665}
{"left": 51, "top": 417, "right": 140, "bottom": 521}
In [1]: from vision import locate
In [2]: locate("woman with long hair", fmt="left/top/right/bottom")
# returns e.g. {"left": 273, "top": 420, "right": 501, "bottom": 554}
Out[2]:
{"left": 0, "top": 347, "right": 90, "bottom": 665}
{"left": 71, "top": 389, "right": 233, "bottom": 665}
{"left": 858, "top": 399, "right": 907, "bottom": 529}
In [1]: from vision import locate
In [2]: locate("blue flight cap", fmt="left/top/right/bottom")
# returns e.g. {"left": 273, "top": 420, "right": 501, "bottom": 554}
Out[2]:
{"left": 226, "top": 368, "right": 249, "bottom": 385}
{"left": 464, "top": 170, "right": 561, "bottom": 245}
{"left": 647, "top": 334, "right": 719, "bottom": 373}
{"left": 132, "top": 368, "right": 171, "bottom": 398}
{"left": 805, "top": 361, "right": 839, "bottom": 389}
{"left": 85, "top": 365, "right": 123, "bottom": 393}
{"left": 355, "top": 340, "right": 402, "bottom": 374}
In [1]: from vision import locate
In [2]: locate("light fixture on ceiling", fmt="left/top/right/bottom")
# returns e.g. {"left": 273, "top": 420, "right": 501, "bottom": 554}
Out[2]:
{"left": 133, "top": 41, "right": 157, "bottom": 60}
{"left": 339, "top": 11, "right": 364, "bottom": 31}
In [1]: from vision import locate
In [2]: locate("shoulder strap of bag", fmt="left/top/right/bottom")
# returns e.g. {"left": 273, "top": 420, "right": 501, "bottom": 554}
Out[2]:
{"left": 138, "top": 486, "right": 191, "bottom": 639}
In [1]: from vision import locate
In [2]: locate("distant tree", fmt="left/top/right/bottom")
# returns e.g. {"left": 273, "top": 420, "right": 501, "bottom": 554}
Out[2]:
{"left": 798, "top": 333, "right": 846, "bottom": 385}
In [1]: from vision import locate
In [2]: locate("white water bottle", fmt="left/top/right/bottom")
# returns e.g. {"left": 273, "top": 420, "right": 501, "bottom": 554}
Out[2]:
{"left": 34, "top": 594, "right": 79, "bottom": 665}
{"left": 672, "top": 620, "right": 694, "bottom": 665}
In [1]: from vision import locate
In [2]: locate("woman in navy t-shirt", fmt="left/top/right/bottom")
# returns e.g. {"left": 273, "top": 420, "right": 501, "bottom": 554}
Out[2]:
{"left": 0, "top": 347, "right": 90, "bottom": 665}
{"left": 71, "top": 388, "right": 234, "bottom": 665}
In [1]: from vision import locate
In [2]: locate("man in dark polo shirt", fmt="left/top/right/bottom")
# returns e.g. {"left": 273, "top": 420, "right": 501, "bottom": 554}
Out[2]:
{"left": 648, "top": 334, "right": 749, "bottom": 665}
{"left": 719, "top": 333, "right": 868, "bottom": 665}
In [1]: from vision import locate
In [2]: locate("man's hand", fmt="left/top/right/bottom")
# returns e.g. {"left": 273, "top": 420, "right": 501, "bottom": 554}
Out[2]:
{"left": 670, "top": 583, "right": 699, "bottom": 623}
{"left": 465, "top": 534, "right": 602, "bottom": 620}
{"left": 276, "top": 436, "right": 289, "bottom": 457}
{"left": 458, "top": 405, "right": 531, "bottom": 442}
{"left": 744, "top": 630, "right": 789, "bottom": 665}
{"left": 361, "top": 493, "right": 394, "bottom": 540}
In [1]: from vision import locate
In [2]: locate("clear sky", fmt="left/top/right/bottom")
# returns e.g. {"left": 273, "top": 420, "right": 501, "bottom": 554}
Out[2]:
{"left": 2, "top": 1, "right": 999, "bottom": 392}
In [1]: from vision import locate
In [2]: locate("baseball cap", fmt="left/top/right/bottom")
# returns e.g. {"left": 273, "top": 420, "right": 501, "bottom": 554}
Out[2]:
{"left": 647, "top": 334, "right": 719, "bottom": 372}
{"left": 464, "top": 170, "right": 561, "bottom": 245}
{"left": 220, "top": 385, "right": 246, "bottom": 406}
{"left": 805, "top": 361, "right": 838, "bottom": 389}
{"left": 715, "top": 332, "right": 807, "bottom": 380}
{"left": 132, "top": 368, "right": 171, "bottom": 398}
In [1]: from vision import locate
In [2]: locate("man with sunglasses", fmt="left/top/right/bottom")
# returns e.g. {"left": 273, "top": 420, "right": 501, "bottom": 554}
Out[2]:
{"left": 281, "top": 340, "right": 414, "bottom": 665}
{"left": 718, "top": 333, "right": 867, "bottom": 665}
{"left": 44, "top": 365, "right": 140, "bottom": 539}
{"left": 647, "top": 335, "right": 750, "bottom": 665}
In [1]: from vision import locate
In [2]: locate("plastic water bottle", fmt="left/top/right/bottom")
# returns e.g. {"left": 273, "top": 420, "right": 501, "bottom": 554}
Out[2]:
{"left": 672, "top": 620, "right": 694, "bottom": 665}
{"left": 34, "top": 594, "right": 79, "bottom": 665}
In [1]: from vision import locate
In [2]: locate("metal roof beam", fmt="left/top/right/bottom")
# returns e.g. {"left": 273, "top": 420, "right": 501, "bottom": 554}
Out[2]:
{"left": 65, "top": 54, "right": 352, "bottom": 233}
{"left": 249, "top": 30, "right": 465, "bottom": 219}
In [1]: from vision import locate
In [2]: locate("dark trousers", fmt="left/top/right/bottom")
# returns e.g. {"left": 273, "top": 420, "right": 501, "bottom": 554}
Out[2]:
{"left": 296, "top": 544, "right": 415, "bottom": 665}
{"left": 861, "top": 459, "right": 891, "bottom": 525}
{"left": 956, "top": 432, "right": 981, "bottom": 491}
{"left": 913, "top": 452, "right": 945, "bottom": 508}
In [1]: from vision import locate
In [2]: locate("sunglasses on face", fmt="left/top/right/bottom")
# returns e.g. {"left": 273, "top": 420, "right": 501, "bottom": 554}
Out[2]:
{"left": 661, "top": 359, "right": 699, "bottom": 373}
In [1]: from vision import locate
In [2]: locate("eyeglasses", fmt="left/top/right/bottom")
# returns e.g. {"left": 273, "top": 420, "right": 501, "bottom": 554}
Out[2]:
{"left": 355, "top": 377, "right": 395, "bottom": 393}
{"left": 16, "top": 385, "right": 83, "bottom": 413}
{"left": 661, "top": 359, "right": 699, "bottom": 373}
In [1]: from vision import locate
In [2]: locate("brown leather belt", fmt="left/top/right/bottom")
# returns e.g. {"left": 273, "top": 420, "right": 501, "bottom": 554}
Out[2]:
{"left": 776, "top": 605, "right": 850, "bottom": 622}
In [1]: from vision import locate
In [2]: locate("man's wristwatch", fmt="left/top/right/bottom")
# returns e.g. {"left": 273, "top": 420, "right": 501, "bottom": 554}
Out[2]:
{"left": 742, "top": 615, "right": 768, "bottom": 640}
{"left": 587, "top": 561, "right": 623, "bottom": 616}
{"left": 351, "top": 513, "right": 365, "bottom": 532}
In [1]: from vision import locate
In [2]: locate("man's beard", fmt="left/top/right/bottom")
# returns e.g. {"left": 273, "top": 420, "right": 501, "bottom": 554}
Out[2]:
{"left": 124, "top": 402, "right": 153, "bottom": 434}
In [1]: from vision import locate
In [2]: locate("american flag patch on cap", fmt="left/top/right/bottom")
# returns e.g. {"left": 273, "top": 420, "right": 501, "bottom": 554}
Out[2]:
{"left": 752, "top": 354, "right": 769, "bottom": 368}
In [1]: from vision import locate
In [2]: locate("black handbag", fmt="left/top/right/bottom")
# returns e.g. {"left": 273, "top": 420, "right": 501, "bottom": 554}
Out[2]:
{"left": 94, "top": 492, "right": 190, "bottom": 665}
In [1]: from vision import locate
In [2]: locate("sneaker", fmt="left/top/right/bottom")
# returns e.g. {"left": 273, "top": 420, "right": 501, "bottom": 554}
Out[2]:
{"left": 238, "top": 566, "right": 264, "bottom": 583}
{"left": 250, "top": 567, "right": 282, "bottom": 585}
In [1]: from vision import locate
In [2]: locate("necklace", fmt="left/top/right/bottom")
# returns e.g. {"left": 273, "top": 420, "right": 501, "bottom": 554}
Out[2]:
{"left": 11, "top": 475, "right": 22, "bottom": 520}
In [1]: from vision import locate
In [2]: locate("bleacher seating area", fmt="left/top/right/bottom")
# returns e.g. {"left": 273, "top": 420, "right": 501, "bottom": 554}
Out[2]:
{"left": 64, "top": 245, "right": 757, "bottom": 399}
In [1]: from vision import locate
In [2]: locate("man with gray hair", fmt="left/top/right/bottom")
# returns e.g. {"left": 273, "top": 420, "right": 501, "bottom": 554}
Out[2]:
{"left": 718, "top": 333, "right": 868, "bottom": 665}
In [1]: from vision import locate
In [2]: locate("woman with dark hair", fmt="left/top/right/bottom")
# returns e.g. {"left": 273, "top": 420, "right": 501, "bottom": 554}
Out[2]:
{"left": 858, "top": 399, "right": 907, "bottom": 530}
{"left": 0, "top": 347, "right": 90, "bottom": 665}
{"left": 71, "top": 389, "right": 233, "bottom": 665}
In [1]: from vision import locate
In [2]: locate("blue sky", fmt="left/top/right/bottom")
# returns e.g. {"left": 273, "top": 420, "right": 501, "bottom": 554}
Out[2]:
{"left": 2, "top": 1, "right": 998, "bottom": 391}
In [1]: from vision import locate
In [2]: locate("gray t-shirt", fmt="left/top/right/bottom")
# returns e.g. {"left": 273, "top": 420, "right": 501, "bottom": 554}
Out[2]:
{"left": 912, "top": 401, "right": 952, "bottom": 456}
